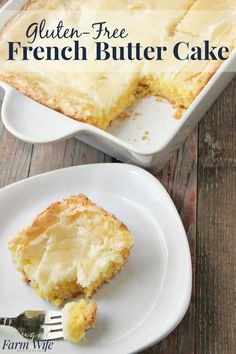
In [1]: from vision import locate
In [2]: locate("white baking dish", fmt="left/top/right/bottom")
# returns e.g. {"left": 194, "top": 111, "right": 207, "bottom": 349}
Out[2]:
{"left": 0, "top": 0, "right": 235, "bottom": 172}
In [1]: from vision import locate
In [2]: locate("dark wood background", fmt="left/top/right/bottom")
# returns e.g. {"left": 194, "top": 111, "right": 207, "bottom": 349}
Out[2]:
{"left": 0, "top": 1, "right": 235, "bottom": 353}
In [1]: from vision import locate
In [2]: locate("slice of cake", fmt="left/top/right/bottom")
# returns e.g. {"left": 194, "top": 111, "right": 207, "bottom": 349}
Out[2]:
{"left": 8, "top": 194, "right": 134, "bottom": 306}
{"left": 62, "top": 300, "right": 97, "bottom": 343}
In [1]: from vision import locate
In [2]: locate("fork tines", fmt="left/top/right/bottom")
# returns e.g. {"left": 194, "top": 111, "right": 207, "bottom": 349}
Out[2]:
{"left": 43, "top": 311, "right": 63, "bottom": 340}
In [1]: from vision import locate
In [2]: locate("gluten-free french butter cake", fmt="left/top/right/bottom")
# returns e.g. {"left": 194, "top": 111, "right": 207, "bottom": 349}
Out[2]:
{"left": 8, "top": 194, "right": 134, "bottom": 306}
{"left": 0, "top": 0, "right": 235, "bottom": 129}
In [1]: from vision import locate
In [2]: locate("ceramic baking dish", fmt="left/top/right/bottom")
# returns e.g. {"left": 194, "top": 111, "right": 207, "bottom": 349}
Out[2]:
{"left": 0, "top": 0, "right": 235, "bottom": 172}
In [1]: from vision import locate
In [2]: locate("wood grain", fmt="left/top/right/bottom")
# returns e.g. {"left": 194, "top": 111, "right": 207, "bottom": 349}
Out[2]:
{"left": 28, "top": 140, "right": 112, "bottom": 177}
{"left": 142, "top": 129, "right": 197, "bottom": 354}
{"left": 196, "top": 77, "right": 236, "bottom": 354}
{"left": 0, "top": 89, "right": 33, "bottom": 187}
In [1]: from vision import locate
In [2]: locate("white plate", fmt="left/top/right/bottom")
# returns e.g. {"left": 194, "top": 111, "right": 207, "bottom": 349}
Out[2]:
{"left": 0, "top": 164, "right": 192, "bottom": 354}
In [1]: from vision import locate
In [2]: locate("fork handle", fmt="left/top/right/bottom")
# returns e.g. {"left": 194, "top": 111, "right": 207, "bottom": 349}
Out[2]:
{"left": 0, "top": 317, "right": 12, "bottom": 326}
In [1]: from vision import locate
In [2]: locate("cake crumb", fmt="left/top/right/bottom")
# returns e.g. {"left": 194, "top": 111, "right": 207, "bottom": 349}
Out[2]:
{"left": 118, "top": 110, "right": 142, "bottom": 122}
{"left": 62, "top": 300, "right": 97, "bottom": 343}
{"left": 142, "top": 131, "right": 150, "bottom": 141}
{"left": 119, "top": 112, "right": 130, "bottom": 121}
{"left": 174, "top": 108, "right": 184, "bottom": 120}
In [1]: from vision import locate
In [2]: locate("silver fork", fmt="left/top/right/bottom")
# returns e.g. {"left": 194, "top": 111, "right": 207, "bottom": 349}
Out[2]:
{"left": 0, "top": 311, "right": 63, "bottom": 340}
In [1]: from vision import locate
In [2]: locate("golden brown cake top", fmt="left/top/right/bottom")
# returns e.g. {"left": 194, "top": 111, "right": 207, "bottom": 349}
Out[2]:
{"left": 8, "top": 194, "right": 134, "bottom": 292}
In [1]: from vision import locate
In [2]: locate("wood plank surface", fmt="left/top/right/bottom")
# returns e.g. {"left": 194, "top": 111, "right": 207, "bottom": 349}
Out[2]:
{"left": 196, "top": 77, "right": 236, "bottom": 354}
{"left": 142, "top": 130, "right": 197, "bottom": 354}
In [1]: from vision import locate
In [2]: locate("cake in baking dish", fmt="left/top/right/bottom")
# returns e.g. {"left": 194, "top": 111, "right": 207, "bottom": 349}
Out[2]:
{"left": 0, "top": 0, "right": 235, "bottom": 129}
{"left": 62, "top": 300, "right": 97, "bottom": 343}
{"left": 143, "top": 0, "right": 236, "bottom": 108}
{"left": 8, "top": 194, "right": 134, "bottom": 306}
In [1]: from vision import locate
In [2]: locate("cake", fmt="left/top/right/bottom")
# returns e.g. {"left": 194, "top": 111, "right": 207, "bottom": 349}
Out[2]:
{"left": 62, "top": 300, "right": 97, "bottom": 343}
{"left": 8, "top": 194, "right": 134, "bottom": 306}
{"left": 0, "top": 0, "right": 235, "bottom": 129}
{"left": 144, "top": 0, "right": 236, "bottom": 108}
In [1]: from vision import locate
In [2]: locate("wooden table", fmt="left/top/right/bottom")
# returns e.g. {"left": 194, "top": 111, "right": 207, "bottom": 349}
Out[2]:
{"left": 0, "top": 1, "right": 235, "bottom": 353}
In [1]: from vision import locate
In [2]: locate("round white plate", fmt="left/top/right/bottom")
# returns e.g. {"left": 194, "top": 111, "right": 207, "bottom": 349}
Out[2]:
{"left": 0, "top": 164, "right": 192, "bottom": 354}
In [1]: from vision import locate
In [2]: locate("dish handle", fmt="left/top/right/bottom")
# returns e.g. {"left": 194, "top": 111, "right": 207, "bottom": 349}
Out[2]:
{"left": 0, "top": 83, "right": 83, "bottom": 144}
